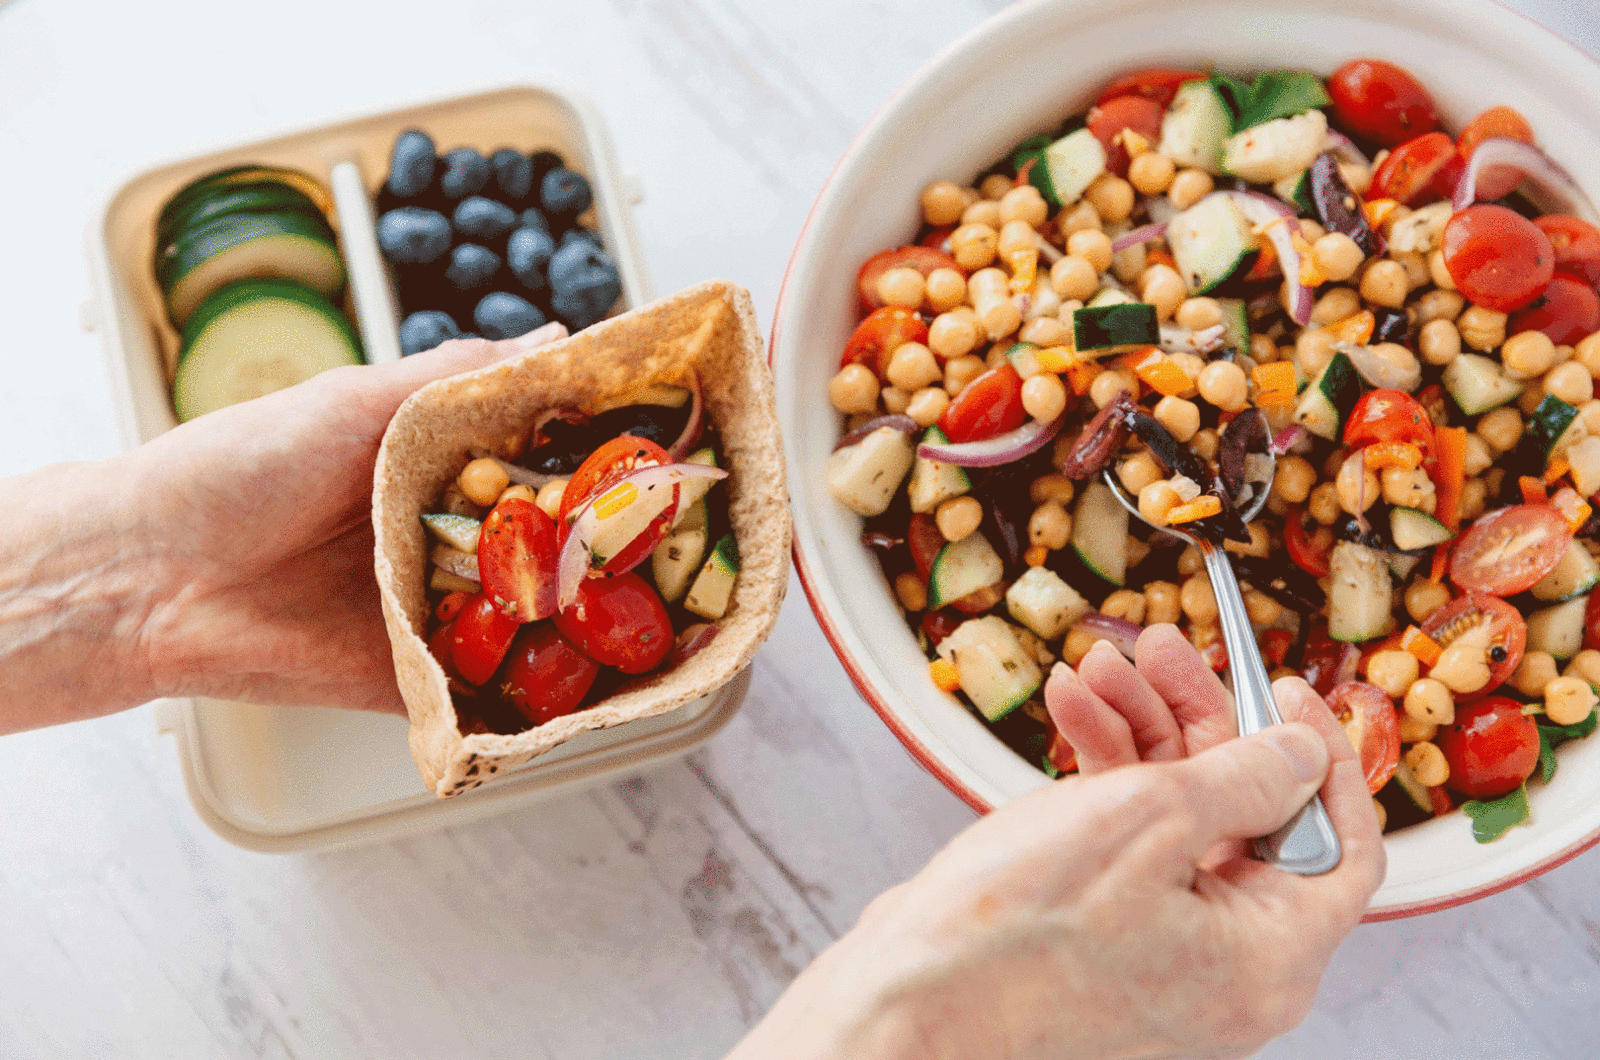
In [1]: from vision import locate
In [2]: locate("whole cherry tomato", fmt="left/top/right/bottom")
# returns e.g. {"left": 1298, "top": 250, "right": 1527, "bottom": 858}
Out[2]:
{"left": 1327, "top": 59, "right": 1440, "bottom": 147}
{"left": 499, "top": 623, "right": 602, "bottom": 727}
{"left": 1326, "top": 681, "right": 1402, "bottom": 794}
{"left": 553, "top": 571, "right": 673, "bottom": 675}
{"left": 839, "top": 306, "right": 930, "bottom": 376}
{"left": 1457, "top": 105, "right": 1535, "bottom": 201}
{"left": 1087, "top": 94, "right": 1164, "bottom": 177}
{"left": 938, "top": 363, "right": 1026, "bottom": 443}
{"left": 1509, "top": 273, "right": 1600, "bottom": 347}
{"left": 1421, "top": 593, "right": 1527, "bottom": 702}
{"left": 1343, "top": 389, "right": 1434, "bottom": 451}
{"left": 451, "top": 592, "right": 522, "bottom": 686}
{"left": 1534, "top": 215, "right": 1600, "bottom": 287}
{"left": 1438, "top": 696, "right": 1540, "bottom": 801}
{"left": 1285, "top": 505, "right": 1335, "bottom": 579}
{"left": 1450, "top": 503, "right": 1571, "bottom": 596}
{"left": 1441, "top": 204, "right": 1555, "bottom": 313}
{"left": 479, "top": 497, "right": 560, "bottom": 622}
{"left": 1369, "top": 132, "right": 1461, "bottom": 205}
{"left": 856, "top": 246, "right": 961, "bottom": 313}
{"left": 1094, "top": 67, "right": 1206, "bottom": 109}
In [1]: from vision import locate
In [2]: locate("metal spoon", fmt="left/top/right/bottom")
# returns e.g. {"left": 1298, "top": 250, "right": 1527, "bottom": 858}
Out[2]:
{"left": 1102, "top": 443, "right": 1342, "bottom": 876}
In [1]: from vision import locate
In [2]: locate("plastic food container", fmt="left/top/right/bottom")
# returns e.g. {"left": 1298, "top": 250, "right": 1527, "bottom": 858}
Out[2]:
{"left": 86, "top": 83, "right": 744, "bottom": 853}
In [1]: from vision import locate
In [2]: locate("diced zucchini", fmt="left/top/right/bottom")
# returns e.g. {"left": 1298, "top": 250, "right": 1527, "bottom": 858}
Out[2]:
{"left": 1157, "top": 79, "right": 1232, "bottom": 174}
{"left": 1005, "top": 341, "right": 1044, "bottom": 377}
{"left": 430, "top": 543, "right": 480, "bottom": 582}
{"left": 1387, "top": 552, "right": 1424, "bottom": 582}
{"left": 1216, "top": 297, "right": 1250, "bottom": 353}
{"left": 676, "top": 446, "right": 721, "bottom": 514}
{"left": 1531, "top": 539, "right": 1600, "bottom": 602}
{"left": 653, "top": 500, "right": 708, "bottom": 603}
{"left": 1328, "top": 540, "right": 1394, "bottom": 643}
{"left": 1273, "top": 170, "right": 1314, "bottom": 213}
{"left": 936, "top": 616, "right": 1043, "bottom": 722}
{"left": 1526, "top": 595, "right": 1589, "bottom": 660}
{"left": 1166, "top": 193, "right": 1259, "bottom": 295}
{"left": 421, "top": 513, "right": 482, "bottom": 553}
{"left": 1528, "top": 394, "right": 1587, "bottom": 460}
{"left": 1292, "top": 350, "right": 1361, "bottom": 440}
{"left": 1221, "top": 109, "right": 1329, "bottom": 183}
{"left": 1005, "top": 566, "right": 1091, "bottom": 641}
{"left": 928, "top": 532, "right": 1005, "bottom": 610}
{"left": 1443, "top": 353, "right": 1524, "bottom": 416}
{"left": 1086, "top": 287, "right": 1135, "bottom": 308}
{"left": 1389, "top": 507, "right": 1454, "bottom": 552}
{"left": 1072, "top": 302, "right": 1159, "bottom": 352}
{"left": 908, "top": 427, "right": 973, "bottom": 514}
{"left": 1392, "top": 759, "right": 1433, "bottom": 813}
{"left": 685, "top": 533, "right": 739, "bottom": 620}
{"left": 826, "top": 426, "right": 915, "bottom": 516}
{"left": 1033, "top": 128, "right": 1107, "bottom": 208}
{"left": 1071, "top": 480, "right": 1129, "bottom": 586}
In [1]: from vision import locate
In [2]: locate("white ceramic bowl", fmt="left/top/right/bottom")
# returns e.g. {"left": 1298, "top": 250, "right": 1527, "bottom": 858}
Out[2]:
{"left": 774, "top": 0, "right": 1600, "bottom": 918}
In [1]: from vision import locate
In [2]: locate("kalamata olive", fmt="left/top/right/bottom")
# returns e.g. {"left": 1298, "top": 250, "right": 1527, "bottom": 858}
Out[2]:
{"left": 1309, "top": 153, "right": 1380, "bottom": 255}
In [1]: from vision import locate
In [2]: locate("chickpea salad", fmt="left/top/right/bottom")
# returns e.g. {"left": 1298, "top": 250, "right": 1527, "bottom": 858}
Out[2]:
{"left": 825, "top": 60, "right": 1600, "bottom": 842}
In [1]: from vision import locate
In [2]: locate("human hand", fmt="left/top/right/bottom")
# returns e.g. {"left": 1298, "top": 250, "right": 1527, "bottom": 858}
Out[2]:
{"left": 726, "top": 626, "right": 1382, "bottom": 1060}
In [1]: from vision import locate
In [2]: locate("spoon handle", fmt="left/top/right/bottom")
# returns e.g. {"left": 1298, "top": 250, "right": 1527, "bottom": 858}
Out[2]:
{"left": 1200, "top": 541, "right": 1342, "bottom": 876}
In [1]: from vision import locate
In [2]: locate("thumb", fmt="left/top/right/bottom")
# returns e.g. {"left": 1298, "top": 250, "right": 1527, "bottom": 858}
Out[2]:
{"left": 361, "top": 321, "right": 571, "bottom": 412}
{"left": 1167, "top": 723, "right": 1330, "bottom": 859}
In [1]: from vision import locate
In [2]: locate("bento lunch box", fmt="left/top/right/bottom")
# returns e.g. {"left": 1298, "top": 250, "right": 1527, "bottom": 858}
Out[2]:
{"left": 85, "top": 82, "right": 745, "bottom": 853}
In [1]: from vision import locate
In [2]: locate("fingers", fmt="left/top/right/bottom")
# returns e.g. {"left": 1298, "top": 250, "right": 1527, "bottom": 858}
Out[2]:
{"left": 1078, "top": 641, "right": 1185, "bottom": 763}
{"left": 367, "top": 322, "right": 572, "bottom": 407}
{"left": 1134, "top": 624, "right": 1238, "bottom": 755}
{"left": 1043, "top": 662, "right": 1138, "bottom": 773}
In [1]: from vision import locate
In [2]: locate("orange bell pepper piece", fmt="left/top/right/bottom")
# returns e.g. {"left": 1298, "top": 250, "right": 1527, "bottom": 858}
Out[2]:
{"left": 1401, "top": 626, "right": 1444, "bottom": 668}
{"left": 1326, "top": 309, "right": 1376, "bottom": 346}
{"left": 1363, "top": 441, "right": 1424, "bottom": 470}
{"left": 1520, "top": 476, "right": 1549, "bottom": 506}
{"left": 1167, "top": 495, "right": 1222, "bottom": 524}
{"left": 929, "top": 658, "right": 961, "bottom": 692}
{"left": 1431, "top": 426, "right": 1468, "bottom": 531}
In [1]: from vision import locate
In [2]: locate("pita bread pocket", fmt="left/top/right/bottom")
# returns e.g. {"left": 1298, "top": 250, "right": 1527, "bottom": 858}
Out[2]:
{"left": 373, "top": 280, "right": 789, "bottom": 797}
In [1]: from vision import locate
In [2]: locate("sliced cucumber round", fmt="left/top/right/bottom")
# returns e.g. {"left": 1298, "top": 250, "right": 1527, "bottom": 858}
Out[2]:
{"left": 158, "top": 164, "right": 334, "bottom": 234}
{"left": 157, "top": 181, "right": 325, "bottom": 250}
{"left": 158, "top": 210, "right": 345, "bottom": 325}
{"left": 174, "top": 279, "right": 362, "bottom": 421}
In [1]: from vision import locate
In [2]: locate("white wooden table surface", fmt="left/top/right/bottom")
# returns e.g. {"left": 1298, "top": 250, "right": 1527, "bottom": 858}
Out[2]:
{"left": 3, "top": 0, "right": 1600, "bottom": 1057}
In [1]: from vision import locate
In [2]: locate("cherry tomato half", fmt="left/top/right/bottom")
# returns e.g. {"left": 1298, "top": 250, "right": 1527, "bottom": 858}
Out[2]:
{"left": 499, "top": 623, "right": 601, "bottom": 728}
{"left": 1585, "top": 590, "right": 1600, "bottom": 653}
{"left": 1285, "top": 505, "right": 1335, "bottom": 579}
{"left": 451, "top": 592, "right": 522, "bottom": 686}
{"left": 1094, "top": 67, "right": 1206, "bottom": 109}
{"left": 478, "top": 497, "right": 559, "bottom": 622}
{"left": 560, "top": 436, "right": 679, "bottom": 578}
{"left": 1441, "top": 204, "right": 1555, "bottom": 314}
{"left": 1326, "top": 681, "right": 1402, "bottom": 794}
{"left": 553, "top": 571, "right": 673, "bottom": 675}
{"left": 839, "top": 306, "right": 930, "bottom": 376}
{"left": 1509, "top": 273, "right": 1600, "bottom": 347}
{"left": 1301, "top": 621, "right": 1359, "bottom": 698}
{"left": 939, "top": 363, "right": 1026, "bottom": 443}
{"left": 1327, "top": 59, "right": 1440, "bottom": 148}
{"left": 1421, "top": 593, "right": 1527, "bottom": 702}
{"left": 920, "top": 607, "right": 964, "bottom": 649}
{"left": 1534, "top": 215, "right": 1600, "bottom": 287}
{"left": 1449, "top": 503, "right": 1572, "bottom": 596}
{"left": 1343, "top": 389, "right": 1434, "bottom": 452}
{"left": 1087, "top": 94, "right": 1164, "bottom": 177}
{"left": 1457, "top": 105, "right": 1535, "bottom": 201}
{"left": 856, "top": 246, "right": 961, "bottom": 313}
{"left": 1438, "top": 696, "right": 1540, "bottom": 800}
{"left": 1369, "top": 132, "right": 1461, "bottom": 205}
{"left": 1046, "top": 729, "right": 1079, "bottom": 775}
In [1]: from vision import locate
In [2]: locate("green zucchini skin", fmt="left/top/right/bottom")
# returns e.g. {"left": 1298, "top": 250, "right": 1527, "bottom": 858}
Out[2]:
{"left": 158, "top": 211, "right": 346, "bottom": 326}
{"left": 158, "top": 164, "right": 333, "bottom": 231}
{"left": 156, "top": 181, "right": 325, "bottom": 250}
{"left": 1072, "top": 303, "right": 1159, "bottom": 352}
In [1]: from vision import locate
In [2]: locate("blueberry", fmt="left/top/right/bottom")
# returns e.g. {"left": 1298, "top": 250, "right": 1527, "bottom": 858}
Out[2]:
{"left": 452, "top": 196, "right": 518, "bottom": 242}
{"left": 398, "top": 310, "right": 462, "bottom": 356}
{"left": 547, "top": 240, "right": 621, "bottom": 330}
{"left": 388, "top": 129, "right": 437, "bottom": 199}
{"left": 474, "top": 292, "right": 547, "bottom": 340}
{"left": 529, "top": 150, "right": 564, "bottom": 185}
{"left": 377, "top": 207, "right": 453, "bottom": 265}
{"left": 540, "top": 167, "right": 592, "bottom": 218}
{"left": 439, "top": 148, "right": 490, "bottom": 199}
{"left": 559, "top": 226, "right": 603, "bottom": 251}
{"left": 489, "top": 148, "right": 535, "bottom": 202}
{"left": 518, "top": 208, "right": 551, "bottom": 237}
{"left": 506, "top": 226, "right": 557, "bottom": 291}
{"left": 445, "top": 243, "right": 502, "bottom": 291}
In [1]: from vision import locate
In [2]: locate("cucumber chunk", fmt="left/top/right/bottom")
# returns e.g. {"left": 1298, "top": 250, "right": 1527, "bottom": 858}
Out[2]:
{"left": 1221, "top": 109, "right": 1329, "bottom": 183}
{"left": 653, "top": 500, "right": 709, "bottom": 604}
{"left": 159, "top": 210, "right": 346, "bottom": 326}
{"left": 1071, "top": 480, "right": 1129, "bottom": 586}
{"left": 421, "top": 513, "right": 482, "bottom": 553}
{"left": 1158, "top": 79, "right": 1232, "bottom": 174}
{"left": 1293, "top": 350, "right": 1361, "bottom": 440}
{"left": 1072, "top": 302, "right": 1159, "bottom": 352}
{"left": 685, "top": 533, "right": 739, "bottom": 620}
{"left": 1443, "top": 353, "right": 1524, "bottom": 416}
{"left": 1526, "top": 595, "right": 1589, "bottom": 660}
{"left": 173, "top": 279, "right": 363, "bottom": 422}
{"left": 1328, "top": 540, "right": 1394, "bottom": 643}
{"left": 908, "top": 426, "right": 973, "bottom": 514}
{"left": 826, "top": 426, "right": 915, "bottom": 517}
{"left": 936, "top": 616, "right": 1043, "bottom": 722}
{"left": 1005, "top": 566, "right": 1091, "bottom": 641}
{"left": 1035, "top": 128, "right": 1107, "bottom": 208}
{"left": 1389, "top": 507, "right": 1454, "bottom": 552}
{"left": 1531, "top": 539, "right": 1600, "bottom": 602}
{"left": 928, "top": 532, "right": 1005, "bottom": 610}
{"left": 1166, "top": 193, "right": 1259, "bottom": 294}
{"left": 1216, "top": 298, "right": 1250, "bottom": 353}
{"left": 676, "top": 446, "right": 721, "bottom": 514}
{"left": 1527, "top": 394, "right": 1588, "bottom": 460}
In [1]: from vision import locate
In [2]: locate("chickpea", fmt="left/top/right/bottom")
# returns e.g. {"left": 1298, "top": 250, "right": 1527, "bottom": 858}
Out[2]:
{"left": 1359, "top": 259, "right": 1409, "bottom": 308}
{"left": 925, "top": 268, "right": 967, "bottom": 313}
{"left": 1404, "top": 677, "right": 1456, "bottom": 725}
{"left": 1401, "top": 578, "right": 1449, "bottom": 625}
{"left": 1511, "top": 651, "right": 1560, "bottom": 698}
{"left": 534, "top": 479, "right": 567, "bottom": 520}
{"left": 1118, "top": 451, "right": 1164, "bottom": 495}
{"left": 894, "top": 572, "right": 928, "bottom": 612}
{"left": 1138, "top": 479, "right": 1184, "bottom": 526}
{"left": 1123, "top": 150, "right": 1174, "bottom": 196}
{"left": 1049, "top": 256, "right": 1100, "bottom": 304}
{"left": 1575, "top": 330, "right": 1600, "bottom": 377}
{"left": 1306, "top": 481, "right": 1341, "bottom": 525}
{"left": 949, "top": 222, "right": 999, "bottom": 271}
{"left": 1272, "top": 455, "right": 1316, "bottom": 505}
{"left": 1381, "top": 466, "right": 1436, "bottom": 510}
{"left": 1140, "top": 264, "right": 1188, "bottom": 321}
{"left": 1404, "top": 742, "right": 1450, "bottom": 788}
{"left": 1110, "top": 241, "right": 1147, "bottom": 285}
{"left": 980, "top": 173, "right": 1014, "bottom": 200}
{"left": 1296, "top": 327, "right": 1338, "bottom": 378}
{"left": 985, "top": 343, "right": 1011, "bottom": 370}
{"left": 1428, "top": 248, "right": 1457, "bottom": 290}
{"left": 929, "top": 312, "right": 981, "bottom": 360}
{"left": 1547, "top": 360, "right": 1595, "bottom": 406}
{"left": 1196, "top": 361, "right": 1249, "bottom": 413}
{"left": 1311, "top": 233, "right": 1364, "bottom": 283}
{"left": 1397, "top": 715, "right": 1438, "bottom": 744}
{"left": 1021, "top": 372, "right": 1068, "bottom": 423}
{"left": 944, "top": 354, "right": 987, "bottom": 395}
{"left": 1250, "top": 333, "right": 1280, "bottom": 364}
{"left": 1029, "top": 473, "right": 1076, "bottom": 506}
{"left": 1152, "top": 395, "right": 1201, "bottom": 442}
{"left": 1476, "top": 406, "right": 1524, "bottom": 455}
{"left": 880, "top": 385, "right": 912, "bottom": 415}
{"left": 1545, "top": 676, "right": 1599, "bottom": 726}
{"left": 1459, "top": 477, "right": 1489, "bottom": 522}
{"left": 1431, "top": 641, "right": 1491, "bottom": 695}
{"left": 1019, "top": 315, "right": 1069, "bottom": 347}
{"left": 1563, "top": 649, "right": 1600, "bottom": 691}
{"left": 961, "top": 199, "right": 1002, "bottom": 228}
{"left": 1415, "top": 288, "right": 1465, "bottom": 325}
{"left": 1502, "top": 329, "right": 1559, "bottom": 380}
{"left": 1168, "top": 168, "right": 1213, "bottom": 210}
{"left": 1144, "top": 581, "right": 1181, "bottom": 626}
{"left": 1177, "top": 545, "right": 1204, "bottom": 578}
{"left": 1412, "top": 318, "right": 1460, "bottom": 368}
{"left": 497, "top": 483, "right": 539, "bottom": 507}
{"left": 1516, "top": 373, "right": 1549, "bottom": 416}
{"left": 1062, "top": 627, "right": 1098, "bottom": 666}
{"left": 1101, "top": 589, "right": 1147, "bottom": 625}
{"left": 1028, "top": 501, "right": 1072, "bottom": 550}
{"left": 906, "top": 386, "right": 950, "bottom": 428}
{"left": 1243, "top": 589, "right": 1283, "bottom": 626}
{"left": 1453, "top": 436, "right": 1492, "bottom": 481}
{"left": 1173, "top": 296, "right": 1222, "bottom": 332}
{"left": 1057, "top": 200, "right": 1102, "bottom": 237}
{"left": 1089, "top": 369, "right": 1138, "bottom": 409}
{"left": 998, "top": 184, "right": 1049, "bottom": 228}
{"left": 1189, "top": 427, "right": 1220, "bottom": 463}
{"left": 1311, "top": 286, "right": 1361, "bottom": 325}
{"left": 1335, "top": 450, "right": 1379, "bottom": 516}
{"left": 1058, "top": 229, "right": 1110, "bottom": 274}
{"left": 1180, "top": 574, "right": 1219, "bottom": 625}
{"left": 877, "top": 266, "right": 926, "bottom": 309}
{"left": 920, "top": 180, "right": 967, "bottom": 226}
{"left": 883, "top": 342, "right": 939, "bottom": 392}
{"left": 1458, "top": 305, "right": 1508, "bottom": 352}
{"left": 1367, "top": 650, "right": 1420, "bottom": 699}
{"left": 1392, "top": 249, "right": 1430, "bottom": 290}
{"left": 997, "top": 219, "right": 1037, "bottom": 259}
{"left": 936, "top": 495, "right": 984, "bottom": 542}
{"left": 1298, "top": 219, "right": 1327, "bottom": 242}
{"left": 1581, "top": 400, "right": 1600, "bottom": 438}
{"left": 1084, "top": 173, "right": 1134, "bottom": 223}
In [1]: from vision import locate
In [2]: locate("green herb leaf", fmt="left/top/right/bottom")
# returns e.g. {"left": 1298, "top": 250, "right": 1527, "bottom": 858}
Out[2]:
{"left": 1231, "top": 70, "right": 1332, "bottom": 133}
{"left": 1461, "top": 783, "right": 1531, "bottom": 843}
{"left": 1535, "top": 708, "right": 1597, "bottom": 784}
{"left": 1538, "top": 726, "right": 1559, "bottom": 784}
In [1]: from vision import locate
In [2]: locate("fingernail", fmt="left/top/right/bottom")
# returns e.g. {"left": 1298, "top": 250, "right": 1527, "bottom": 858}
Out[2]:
{"left": 1265, "top": 725, "right": 1327, "bottom": 784}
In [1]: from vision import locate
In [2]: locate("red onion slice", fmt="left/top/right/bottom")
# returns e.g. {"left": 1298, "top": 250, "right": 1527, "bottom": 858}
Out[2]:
{"left": 834, "top": 414, "right": 919, "bottom": 452}
{"left": 1222, "top": 190, "right": 1314, "bottom": 327}
{"left": 1073, "top": 613, "right": 1142, "bottom": 660}
{"left": 1454, "top": 136, "right": 1588, "bottom": 214}
{"left": 666, "top": 371, "right": 706, "bottom": 461}
{"left": 1111, "top": 222, "right": 1169, "bottom": 253}
{"left": 666, "top": 623, "right": 719, "bottom": 669}
{"left": 1268, "top": 423, "right": 1306, "bottom": 455}
{"left": 1323, "top": 130, "right": 1370, "bottom": 168}
{"left": 916, "top": 412, "right": 1065, "bottom": 468}
{"left": 557, "top": 462, "right": 729, "bottom": 609}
